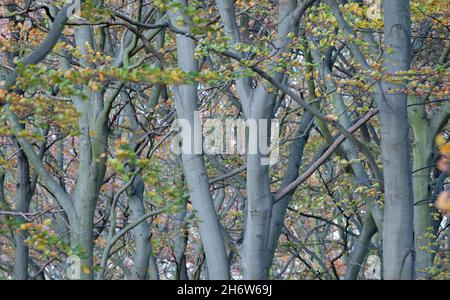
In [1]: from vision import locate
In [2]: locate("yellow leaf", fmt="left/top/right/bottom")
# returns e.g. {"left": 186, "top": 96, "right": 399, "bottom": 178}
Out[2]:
{"left": 436, "top": 133, "right": 446, "bottom": 147}
{"left": 36, "top": 241, "right": 46, "bottom": 251}
{"left": 82, "top": 265, "right": 91, "bottom": 274}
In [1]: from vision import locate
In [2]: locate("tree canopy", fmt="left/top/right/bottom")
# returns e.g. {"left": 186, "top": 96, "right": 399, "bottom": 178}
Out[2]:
{"left": 0, "top": 0, "right": 449, "bottom": 280}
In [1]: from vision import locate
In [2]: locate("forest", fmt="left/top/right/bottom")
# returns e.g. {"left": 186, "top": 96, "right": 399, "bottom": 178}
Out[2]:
{"left": 0, "top": 0, "right": 449, "bottom": 280}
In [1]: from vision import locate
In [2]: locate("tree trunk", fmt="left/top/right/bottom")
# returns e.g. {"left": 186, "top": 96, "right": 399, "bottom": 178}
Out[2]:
{"left": 170, "top": 0, "right": 230, "bottom": 279}
{"left": 174, "top": 195, "right": 189, "bottom": 280}
{"left": 380, "top": 0, "right": 415, "bottom": 280}
{"left": 70, "top": 213, "right": 95, "bottom": 280}
{"left": 409, "top": 97, "right": 437, "bottom": 279}
{"left": 310, "top": 48, "right": 385, "bottom": 231}
{"left": 181, "top": 154, "right": 230, "bottom": 279}
{"left": 344, "top": 211, "right": 377, "bottom": 279}
{"left": 241, "top": 86, "right": 277, "bottom": 279}
{"left": 243, "top": 154, "right": 273, "bottom": 279}
{"left": 70, "top": 126, "right": 108, "bottom": 279}
{"left": 128, "top": 175, "right": 152, "bottom": 280}
{"left": 267, "top": 110, "right": 314, "bottom": 268}
{"left": 13, "top": 147, "right": 32, "bottom": 280}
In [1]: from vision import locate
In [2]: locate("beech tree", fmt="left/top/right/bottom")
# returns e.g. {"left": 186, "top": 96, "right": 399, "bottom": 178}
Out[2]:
{"left": 0, "top": 0, "right": 449, "bottom": 280}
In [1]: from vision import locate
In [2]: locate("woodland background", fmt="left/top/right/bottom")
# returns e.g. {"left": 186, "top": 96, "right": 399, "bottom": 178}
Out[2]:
{"left": 0, "top": 0, "right": 449, "bottom": 280}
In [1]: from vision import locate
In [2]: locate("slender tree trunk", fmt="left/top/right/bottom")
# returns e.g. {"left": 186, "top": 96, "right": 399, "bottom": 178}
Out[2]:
{"left": 267, "top": 110, "right": 314, "bottom": 268}
{"left": 174, "top": 196, "right": 189, "bottom": 280}
{"left": 148, "top": 254, "right": 160, "bottom": 280}
{"left": 0, "top": 174, "right": 7, "bottom": 212}
{"left": 70, "top": 124, "right": 108, "bottom": 279}
{"left": 180, "top": 154, "right": 230, "bottom": 279}
{"left": 409, "top": 96, "right": 437, "bottom": 279}
{"left": 170, "top": 0, "right": 230, "bottom": 279}
{"left": 123, "top": 101, "right": 154, "bottom": 280}
{"left": 310, "top": 47, "right": 385, "bottom": 231}
{"left": 13, "top": 147, "right": 32, "bottom": 280}
{"left": 344, "top": 211, "right": 377, "bottom": 279}
{"left": 380, "top": 0, "right": 415, "bottom": 280}
{"left": 128, "top": 175, "right": 152, "bottom": 280}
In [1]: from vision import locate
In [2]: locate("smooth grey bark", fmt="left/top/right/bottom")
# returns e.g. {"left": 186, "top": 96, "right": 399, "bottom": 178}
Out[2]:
{"left": 148, "top": 254, "right": 160, "bottom": 280}
{"left": 126, "top": 150, "right": 153, "bottom": 280}
{"left": 1, "top": 0, "right": 105, "bottom": 280}
{"left": 128, "top": 174, "right": 152, "bottom": 280}
{"left": 69, "top": 0, "right": 167, "bottom": 279}
{"left": 67, "top": 23, "right": 109, "bottom": 278}
{"left": 13, "top": 145, "right": 32, "bottom": 280}
{"left": 120, "top": 5, "right": 160, "bottom": 277}
{"left": 325, "top": 0, "right": 446, "bottom": 279}
{"left": 170, "top": 0, "right": 230, "bottom": 279}
{"left": 174, "top": 200, "right": 189, "bottom": 280}
{"left": 4, "top": 3, "right": 76, "bottom": 216}
{"left": 380, "top": 0, "right": 415, "bottom": 280}
{"left": 173, "top": 166, "right": 189, "bottom": 280}
{"left": 267, "top": 110, "right": 314, "bottom": 267}
{"left": 317, "top": 1, "right": 388, "bottom": 278}
{"left": 216, "top": 1, "right": 274, "bottom": 278}
{"left": 69, "top": 113, "right": 107, "bottom": 281}
{"left": 2, "top": 0, "right": 161, "bottom": 280}
{"left": 309, "top": 47, "right": 384, "bottom": 231}
{"left": 243, "top": 99, "right": 276, "bottom": 279}
{"left": 344, "top": 211, "right": 377, "bottom": 279}
{"left": 217, "top": 0, "right": 312, "bottom": 279}
{"left": 123, "top": 96, "right": 154, "bottom": 280}
{"left": 409, "top": 93, "right": 449, "bottom": 278}
{"left": 409, "top": 95, "right": 437, "bottom": 278}
{"left": 177, "top": 154, "right": 229, "bottom": 279}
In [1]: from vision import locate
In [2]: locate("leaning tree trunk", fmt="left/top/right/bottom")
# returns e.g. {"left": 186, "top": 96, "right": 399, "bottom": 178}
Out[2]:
{"left": 267, "top": 110, "right": 314, "bottom": 267}
{"left": 169, "top": 0, "right": 230, "bottom": 279}
{"left": 344, "top": 211, "right": 378, "bottom": 279}
{"left": 215, "top": 0, "right": 304, "bottom": 279}
{"left": 380, "top": 0, "right": 415, "bottom": 280}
